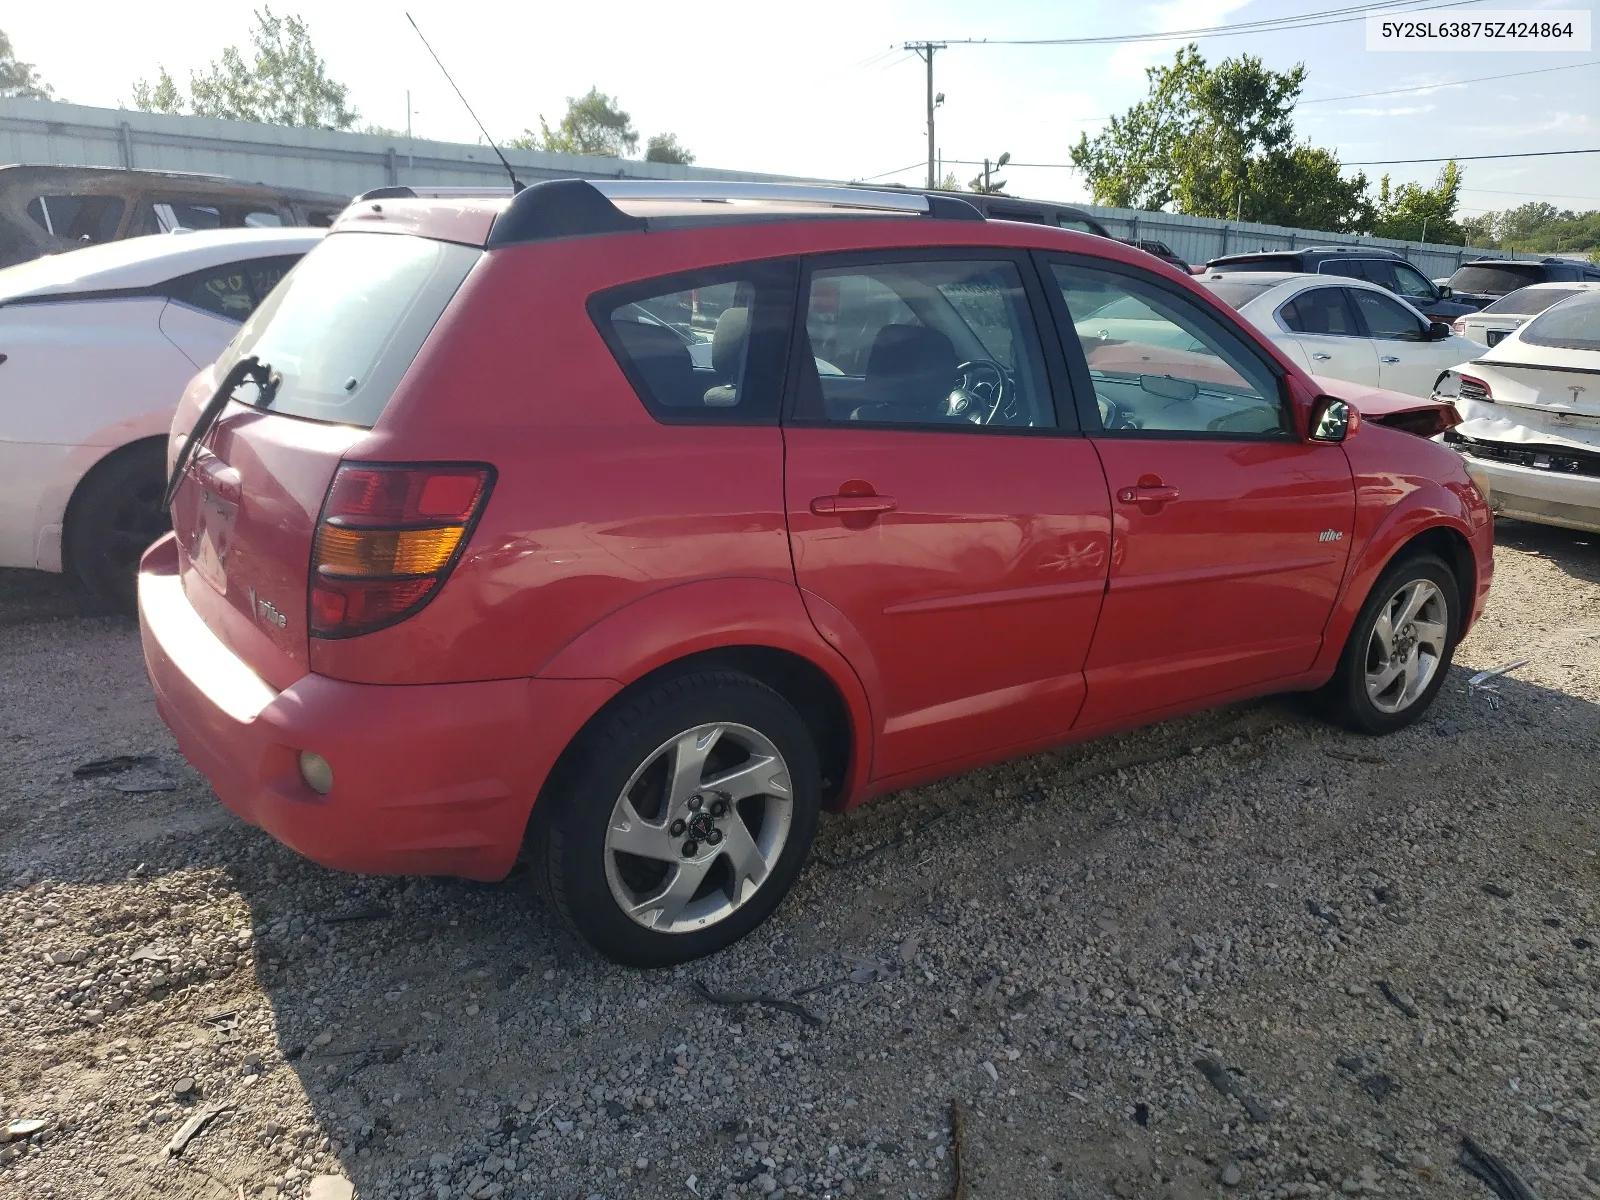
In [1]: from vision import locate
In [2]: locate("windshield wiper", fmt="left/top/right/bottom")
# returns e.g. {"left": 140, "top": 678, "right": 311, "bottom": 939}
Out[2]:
{"left": 161, "top": 356, "right": 275, "bottom": 511}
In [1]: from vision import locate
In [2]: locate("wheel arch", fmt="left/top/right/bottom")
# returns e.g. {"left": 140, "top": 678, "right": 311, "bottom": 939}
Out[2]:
{"left": 59, "top": 434, "right": 167, "bottom": 569}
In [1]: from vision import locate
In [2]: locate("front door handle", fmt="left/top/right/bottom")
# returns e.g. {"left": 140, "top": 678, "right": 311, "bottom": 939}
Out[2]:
{"left": 811, "top": 493, "right": 898, "bottom": 516}
{"left": 1311, "top": 352, "right": 1333, "bottom": 361}
{"left": 1116, "top": 484, "right": 1181, "bottom": 504}
{"left": 1380, "top": 355, "right": 1400, "bottom": 363}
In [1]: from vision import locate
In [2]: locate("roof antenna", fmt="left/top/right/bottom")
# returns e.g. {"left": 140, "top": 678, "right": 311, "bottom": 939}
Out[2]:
{"left": 405, "top": 12, "right": 525, "bottom": 193}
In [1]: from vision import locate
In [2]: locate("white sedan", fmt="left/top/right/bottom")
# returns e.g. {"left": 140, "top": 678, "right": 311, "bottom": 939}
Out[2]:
{"left": 1435, "top": 290, "right": 1600, "bottom": 534}
{"left": 1452, "top": 281, "right": 1600, "bottom": 347}
{"left": 0, "top": 226, "right": 323, "bottom": 605}
{"left": 1198, "top": 270, "right": 1482, "bottom": 397}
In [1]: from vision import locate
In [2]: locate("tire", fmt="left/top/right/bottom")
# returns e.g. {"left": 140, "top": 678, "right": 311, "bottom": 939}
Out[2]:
{"left": 532, "top": 669, "right": 822, "bottom": 967}
{"left": 66, "top": 442, "right": 169, "bottom": 612}
{"left": 1320, "top": 551, "right": 1460, "bottom": 735}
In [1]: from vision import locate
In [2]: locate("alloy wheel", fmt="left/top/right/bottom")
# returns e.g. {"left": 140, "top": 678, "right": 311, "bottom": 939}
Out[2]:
{"left": 1363, "top": 578, "right": 1449, "bottom": 714}
{"left": 603, "top": 722, "right": 794, "bottom": 934}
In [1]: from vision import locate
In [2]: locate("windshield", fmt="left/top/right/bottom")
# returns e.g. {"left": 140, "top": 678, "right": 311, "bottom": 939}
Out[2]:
{"left": 1448, "top": 263, "right": 1543, "bottom": 295}
{"left": 1481, "top": 286, "right": 1583, "bottom": 317}
{"left": 222, "top": 232, "right": 480, "bottom": 428}
{"left": 1518, "top": 292, "right": 1600, "bottom": 352}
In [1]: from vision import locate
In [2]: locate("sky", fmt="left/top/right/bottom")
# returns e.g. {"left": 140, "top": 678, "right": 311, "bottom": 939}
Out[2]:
{"left": 4, "top": 0, "right": 1597, "bottom": 220}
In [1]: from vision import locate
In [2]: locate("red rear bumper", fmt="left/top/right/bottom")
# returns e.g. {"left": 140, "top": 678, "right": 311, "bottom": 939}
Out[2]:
{"left": 137, "top": 535, "right": 616, "bottom": 881}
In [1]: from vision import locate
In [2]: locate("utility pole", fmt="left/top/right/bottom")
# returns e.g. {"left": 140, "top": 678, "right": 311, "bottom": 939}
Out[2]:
{"left": 904, "top": 41, "right": 946, "bottom": 189}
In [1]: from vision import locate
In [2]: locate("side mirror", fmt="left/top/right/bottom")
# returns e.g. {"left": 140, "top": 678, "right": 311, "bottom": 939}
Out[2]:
{"left": 1438, "top": 284, "right": 1453, "bottom": 298}
{"left": 1309, "top": 396, "right": 1356, "bottom": 443}
{"left": 1428, "top": 320, "right": 1452, "bottom": 341}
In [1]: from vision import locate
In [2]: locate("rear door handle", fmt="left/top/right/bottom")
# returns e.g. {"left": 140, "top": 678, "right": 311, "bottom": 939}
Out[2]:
{"left": 1311, "top": 352, "right": 1333, "bottom": 361}
{"left": 811, "top": 493, "right": 897, "bottom": 516}
{"left": 1116, "top": 484, "right": 1181, "bottom": 504}
{"left": 1380, "top": 355, "right": 1400, "bottom": 363}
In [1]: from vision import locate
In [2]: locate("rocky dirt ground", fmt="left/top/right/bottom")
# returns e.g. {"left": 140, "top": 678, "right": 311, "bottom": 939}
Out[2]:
{"left": 2, "top": 520, "right": 1598, "bottom": 1200}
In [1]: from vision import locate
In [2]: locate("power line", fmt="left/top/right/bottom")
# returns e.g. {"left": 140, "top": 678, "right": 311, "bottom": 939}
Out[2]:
{"left": 917, "top": 0, "right": 1487, "bottom": 47}
{"left": 1344, "top": 148, "right": 1600, "bottom": 165}
{"left": 855, "top": 160, "right": 928, "bottom": 182}
{"left": 1300, "top": 58, "right": 1600, "bottom": 104}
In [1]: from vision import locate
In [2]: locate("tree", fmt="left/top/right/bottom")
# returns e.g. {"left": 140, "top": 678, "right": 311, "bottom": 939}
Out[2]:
{"left": 515, "top": 88, "right": 638, "bottom": 158}
{"left": 644, "top": 132, "right": 694, "bottom": 165}
{"left": 1, "top": 27, "right": 54, "bottom": 100}
{"left": 1458, "top": 213, "right": 1498, "bottom": 247}
{"left": 130, "top": 68, "right": 183, "bottom": 115}
{"left": 933, "top": 171, "right": 966, "bottom": 191}
{"left": 1070, "top": 44, "right": 1370, "bottom": 232}
{"left": 129, "top": 8, "right": 358, "bottom": 129}
{"left": 1370, "top": 161, "right": 1465, "bottom": 244}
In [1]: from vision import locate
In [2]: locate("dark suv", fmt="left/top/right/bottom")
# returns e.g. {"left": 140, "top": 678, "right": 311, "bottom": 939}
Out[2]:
{"left": 1444, "top": 257, "right": 1600, "bottom": 309}
{"left": 1205, "top": 246, "right": 1475, "bottom": 322}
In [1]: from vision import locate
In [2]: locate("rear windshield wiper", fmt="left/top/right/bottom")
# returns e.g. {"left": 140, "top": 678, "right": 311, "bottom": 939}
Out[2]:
{"left": 161, "top": 356, "right": 276, "bottom": 511}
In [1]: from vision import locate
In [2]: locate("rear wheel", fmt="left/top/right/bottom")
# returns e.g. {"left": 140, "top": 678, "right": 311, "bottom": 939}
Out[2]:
{"left": 533, "top": 670, "right": 821, "bottom": 967}
{"left": 66, "top": 442, "right": 169, "bottom": 611}
{"left": 1320, "top": 552, "right": 1459, "bottom": 734}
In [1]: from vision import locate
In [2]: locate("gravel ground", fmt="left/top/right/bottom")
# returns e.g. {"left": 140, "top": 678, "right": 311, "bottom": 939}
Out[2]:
{"left": 2, "top": 521, "right": 1598, "bottom": 1200}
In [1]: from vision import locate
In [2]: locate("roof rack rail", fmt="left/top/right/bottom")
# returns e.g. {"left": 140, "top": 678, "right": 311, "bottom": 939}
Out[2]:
{"left": 486, "top": 178, "right": 981, "bottom": 248}
{"left": 354, "top": 184, "right": 514, "bottom": 202}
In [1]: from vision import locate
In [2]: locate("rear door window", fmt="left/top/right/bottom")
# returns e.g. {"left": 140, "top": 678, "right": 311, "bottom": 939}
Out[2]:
{"left": 26, "top": 195, "right": 125, "bottom": 244}
{"left": 221, "top": 233, "right": 481, "bottom": 428}
{"left": 1279, "top": 288, "right": 1360, "bottom": 336}
{"left": 594, "top": 261, "right": 797, "bottom": 422}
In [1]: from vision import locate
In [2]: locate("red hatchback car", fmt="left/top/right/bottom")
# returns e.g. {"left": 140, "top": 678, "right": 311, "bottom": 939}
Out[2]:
{"left": 139, "top": 180, "right": 1492, "bottom": 966}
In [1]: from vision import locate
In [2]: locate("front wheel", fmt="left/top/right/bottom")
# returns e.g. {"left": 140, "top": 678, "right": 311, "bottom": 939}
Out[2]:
{"left": 532, "top": 670, "right": 821, "bottom": 967}
{"left": 1320, "top": 552, "right": 1459, "bottom": 734}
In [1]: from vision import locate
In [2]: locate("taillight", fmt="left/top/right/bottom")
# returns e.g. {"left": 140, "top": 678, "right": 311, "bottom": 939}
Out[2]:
{"left": 1450, "top": 319, "right": 1465, "bottom": 334}
{"left": 1458, "top": 374, "right": 1492, "bottom": 402}
{"left": 309, "top": 462, "right": 494, "bottom": 638}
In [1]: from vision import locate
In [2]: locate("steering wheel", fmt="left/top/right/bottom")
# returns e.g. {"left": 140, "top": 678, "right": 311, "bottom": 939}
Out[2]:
{"left": 954, "top": 359, "right": 1011, "bottom": 425}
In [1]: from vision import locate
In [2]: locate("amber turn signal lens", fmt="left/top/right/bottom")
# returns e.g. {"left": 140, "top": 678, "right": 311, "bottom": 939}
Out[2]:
{"left": 314, "top": 524, "right": 465, "bottom": 579}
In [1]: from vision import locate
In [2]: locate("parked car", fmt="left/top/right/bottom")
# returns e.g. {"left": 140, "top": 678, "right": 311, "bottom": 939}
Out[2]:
{"left": 0, "top": 165, "right": 346, "bottom": 269}
{"left": 1444, "top": 257, "right": 1600, "bottom": 310}
{"left": 1205, "top": 245, "right": 1477, "bottom": 323}
{"left": 1436, "top": 290, "right": 1600, "bottom": 534}
{"left": 0, "top": 226, "right": 323, "bottom": 604}
{"left": 139, "top": 179, "right": 1491, "bottom": 966}
{"left": 1195, "top": 271, "right": 1481, "bottom": 396}
{"left": 1452, "top": 282, "right": 1600, "bottom": 346}
{"left": 1121, "top": 238, "right": 1189, "bottom": 272}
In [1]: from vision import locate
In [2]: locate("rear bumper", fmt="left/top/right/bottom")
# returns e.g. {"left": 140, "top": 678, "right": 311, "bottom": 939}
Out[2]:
{"left": 137, "top": 534, "right": 617, "bottom": 880}
{"left": 1458, "top": 454, "right": 1600, "bottom": 535}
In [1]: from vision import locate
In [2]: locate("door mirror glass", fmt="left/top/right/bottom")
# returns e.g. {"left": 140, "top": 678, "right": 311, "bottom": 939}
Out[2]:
{"left": 1438, "top": 284, "right": 1452, "bottom": 298}
{"left": 1428, "top": 320, "right": 1452, "bottom": 341}
{"left": 1310, "top": 397, "right": 1353, "bottom": 443}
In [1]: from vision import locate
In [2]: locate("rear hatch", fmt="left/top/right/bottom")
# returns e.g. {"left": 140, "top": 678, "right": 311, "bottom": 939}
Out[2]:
{"left": 167, "top": 229, "right": 482, "bottom": 687}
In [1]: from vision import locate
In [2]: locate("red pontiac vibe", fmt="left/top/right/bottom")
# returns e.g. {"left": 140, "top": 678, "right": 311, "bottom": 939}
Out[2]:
{"left": 138, "top": 180, "right": 1493, "bottom": 966}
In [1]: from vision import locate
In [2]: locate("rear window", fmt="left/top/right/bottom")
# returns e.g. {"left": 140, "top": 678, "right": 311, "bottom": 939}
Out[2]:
{"left": 1200, "top": 277, "right": 1283, "bottom": 310}
{"left": 1481, "top": 286, "right": 1582, "bottom": 317}
{"left": 1519, "top": 292, "right": 1600, "bottom": 352}
{"left": 1448, "top": 263, "right": 1543, "bottom": 295}
{"left": 222, "top": 232, "right": 479, "bottom": 428}
{"left": 26, "top": 194, "right": 125, "bottom": 244}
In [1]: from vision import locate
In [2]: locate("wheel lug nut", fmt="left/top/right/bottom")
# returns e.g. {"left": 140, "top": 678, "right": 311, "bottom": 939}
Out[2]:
{"left": 669, "top": 819, "right": 686, "bottom": 837}
{"left": 710, "top": 799, "right": 728, "bottom": 818}
{"left": 706, "top": 828, "right": 723, "bottom": 846}
{"left": 682, "top": 840, "right": 698, "bottom": 857}
{"left": 688, "top": 795, "right": 703, "bottom": 811}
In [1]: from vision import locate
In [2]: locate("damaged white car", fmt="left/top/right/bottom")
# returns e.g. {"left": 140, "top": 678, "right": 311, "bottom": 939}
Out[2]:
{"left": 1436, "top": 290, "right": 1600, "bottom": 534}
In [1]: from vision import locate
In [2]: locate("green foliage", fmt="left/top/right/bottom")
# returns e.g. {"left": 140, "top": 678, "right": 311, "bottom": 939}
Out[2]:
{"left": 933, "top": 171, "right": 966, "bottom": 191}
{"left": 645, "top": 132, "right": 694, "bottom": 165}
{"left": 516, "top": 88, "right": 638, "bottom": 158}
{"left": 1452, "top": 202, "right": 1600, "bottom": 255}
{"left": 1370, "top": 162, "right": 1464, "bottom": 244}
{"left": 1070, "top": 44, "right": 1370, "bottom": 232}
{"left": 130, "top": 8, "right": 357, "bottom": 129}
{"left": 130, "top": 68, "right": 183, "bottom": 115}
{"left": 0, "top": 28, "right": 54, "bottom": 100}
